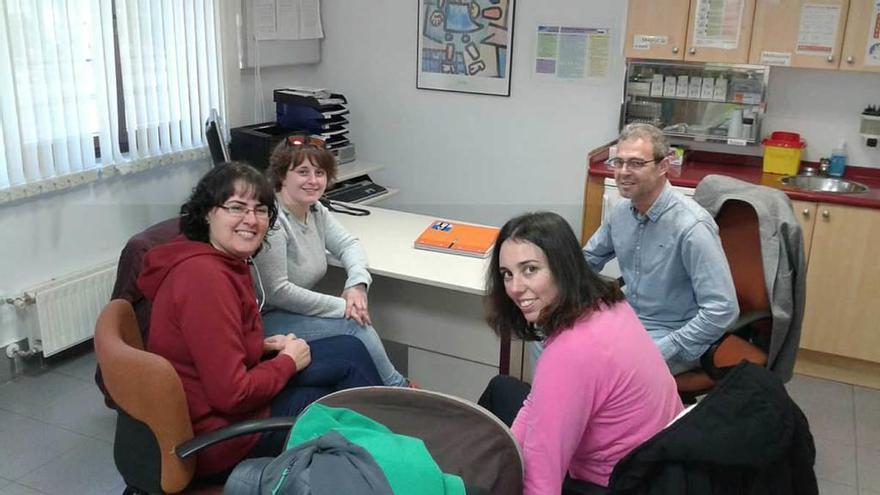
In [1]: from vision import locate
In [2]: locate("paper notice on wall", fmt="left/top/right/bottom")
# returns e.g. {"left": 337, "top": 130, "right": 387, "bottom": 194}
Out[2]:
{"left": 692, "top": 0, "right": 745, "bottom": 49}
{"left": 251, "top": 0, "right": 323, "bottom": 41}
{"left": 275, "top": 0, "right": 300, "bottom": 40}
{"left": 796, "top": 4, "right": 840, "bottom": 55}
{"left": 299, "top": 0, "right": 324, "bottom": 39}
{"left": 761, "top": 51, "right": 792, "bottom": 66}
{"left": 865, "top": 1, "right": 880, "bottom": 66}
{"left": 253, "top": 0, "right": 278, "bottom": 40}
{"left": 535, "top": 25, "right": 610, "bottom": 81}
{"left": 632, "top": 34, "right": 668, "bottom": 50}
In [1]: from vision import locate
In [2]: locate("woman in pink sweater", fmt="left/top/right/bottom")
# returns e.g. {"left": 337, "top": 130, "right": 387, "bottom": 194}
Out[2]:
{"left": 479, "top": 212, "right": 682, "bottom": 494}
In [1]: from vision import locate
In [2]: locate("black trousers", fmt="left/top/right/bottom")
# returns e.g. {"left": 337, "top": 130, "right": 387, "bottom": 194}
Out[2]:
{"left": 478, "top": 375, "right": 609, "bottom": 495}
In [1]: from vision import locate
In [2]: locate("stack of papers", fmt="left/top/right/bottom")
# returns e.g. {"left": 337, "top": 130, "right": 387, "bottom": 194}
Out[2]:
{"left": 414, "top": 221, "right": 500, "bottom": 258}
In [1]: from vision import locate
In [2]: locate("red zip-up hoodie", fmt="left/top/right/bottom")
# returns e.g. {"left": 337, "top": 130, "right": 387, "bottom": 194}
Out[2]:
{"left": 137, "top": 236, "right": 297, "bottom": 477}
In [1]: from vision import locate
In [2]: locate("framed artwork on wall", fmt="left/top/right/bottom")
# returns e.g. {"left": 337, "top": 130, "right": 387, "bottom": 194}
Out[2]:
{"left": 416, "top": 0, "right": 516, "bottom": 96}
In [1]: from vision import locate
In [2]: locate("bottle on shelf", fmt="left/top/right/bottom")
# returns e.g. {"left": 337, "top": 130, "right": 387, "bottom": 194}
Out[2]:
{"left": 828, "top": 140, "right": 847, "bottom": 177}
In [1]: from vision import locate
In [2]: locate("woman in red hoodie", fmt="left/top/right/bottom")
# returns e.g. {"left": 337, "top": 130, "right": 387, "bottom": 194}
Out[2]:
{"left": 138, "top": 162, "right": 381, "bottom": 478}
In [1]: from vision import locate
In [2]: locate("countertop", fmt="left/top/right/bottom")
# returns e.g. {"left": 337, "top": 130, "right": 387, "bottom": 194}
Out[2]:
{"left": 588, "top": 150, "right": 880, "bottom": 209}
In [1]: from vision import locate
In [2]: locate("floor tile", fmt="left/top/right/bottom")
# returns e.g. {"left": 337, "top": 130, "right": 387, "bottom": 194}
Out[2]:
{"left": 50, "top": 352, "right": 98, "bottom": 383}
{"left": 0, "top": 372, "right": 115, "bottom": 441}
{"left": 0, "top": 483, "right": 47, "bottom": 495}
{"left": 0, "top": 410, "right": 87, "bottom": 480}
{"left": 788, "top": 374, "right": 856, "bottom": 446}
{"left": 814, "top": 436, "right": 858, "bottom": 487}
{"left": 0, "top": 372, "right": 90, "bottom": 414}
{"left": 15, "top": 437, "right": 121, "bottom": 495}
{"left": 818, "top": 479, "right": 858, "bottom": 495}
{"left": 787, "top": 374, "right": 854, "bottom": 407}
{"left": 859, "top": 446, "right": 880, "bottom": 493}
{"left": 856, "top": 386, "right": 880, "bottom": 452}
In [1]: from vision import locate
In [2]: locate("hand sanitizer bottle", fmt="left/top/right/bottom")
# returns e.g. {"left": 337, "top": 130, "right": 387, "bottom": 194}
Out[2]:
{"left": 828, "top": 140, "right": 847, "bottom": 177}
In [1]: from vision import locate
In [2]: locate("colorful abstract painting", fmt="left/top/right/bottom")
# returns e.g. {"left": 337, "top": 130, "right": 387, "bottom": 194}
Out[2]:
{"left": 417, "top": 0, "right": 515, "bottom": 96}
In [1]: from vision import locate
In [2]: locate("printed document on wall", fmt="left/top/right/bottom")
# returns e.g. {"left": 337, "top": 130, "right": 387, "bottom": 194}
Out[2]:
{"left": 251, "top": 0, "right": 323, "bottom": 41}
{"left": 534, "top": 25, "right": 610, "bottom": 82}
{"left": 691, "top": 0, "right": 744, "bottom": 49}
{"left": 253, "top": 0, "right": 277, "bottom": 40}
{"left": 796, "top": 4, "right": 840, "bottom": 56}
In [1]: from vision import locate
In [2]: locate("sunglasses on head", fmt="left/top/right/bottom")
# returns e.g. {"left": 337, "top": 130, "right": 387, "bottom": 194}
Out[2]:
{"left": 286, "top": 135, "right": 326, "bottom": 149}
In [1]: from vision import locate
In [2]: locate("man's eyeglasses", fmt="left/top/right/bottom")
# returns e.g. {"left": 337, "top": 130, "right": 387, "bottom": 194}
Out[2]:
{"left": 286, "top": 135, "right": 326, "bottom": 149}
{"left": 217, "top": 203, "right": 270, "bottom": 219}
{"left": 605, "top": 157, "right": 658, "bottom": 170}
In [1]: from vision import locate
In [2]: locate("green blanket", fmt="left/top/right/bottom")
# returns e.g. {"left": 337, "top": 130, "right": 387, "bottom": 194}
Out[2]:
{"left": 289, "top": 404, "right": 466, "bottom": 495}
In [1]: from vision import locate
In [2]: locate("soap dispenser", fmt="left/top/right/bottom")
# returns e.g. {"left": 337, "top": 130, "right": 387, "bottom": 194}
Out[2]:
{"left": 829, "top": 140, "right": 847, "bottom": 177}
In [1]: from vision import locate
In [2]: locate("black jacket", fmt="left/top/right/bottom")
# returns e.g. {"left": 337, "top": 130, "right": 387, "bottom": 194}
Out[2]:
{"left": 608, "top": 363, "right": 817, "bottom": 495}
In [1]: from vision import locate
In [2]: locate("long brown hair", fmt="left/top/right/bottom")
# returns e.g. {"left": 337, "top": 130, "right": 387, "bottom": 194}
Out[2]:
{"left": 485, "top": 212, "right": 624, "bottom": 341}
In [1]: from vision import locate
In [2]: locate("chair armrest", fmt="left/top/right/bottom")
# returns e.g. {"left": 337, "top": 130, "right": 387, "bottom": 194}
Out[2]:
{"left": 175, "top": 417, "right": 296, "bottom": 459}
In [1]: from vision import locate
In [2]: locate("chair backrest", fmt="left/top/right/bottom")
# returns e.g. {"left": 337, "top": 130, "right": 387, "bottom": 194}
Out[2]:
{"left": 97, "top": 217, "right": 180, "bottom": 408}
{"left": 311, "top": 387, "right": 524, "bottom": 495}
{"left": 94, "top": 299, "right": 196, "bottom": 494}
{"left": 715, "top": 199, "right": 769, "bottom": 314}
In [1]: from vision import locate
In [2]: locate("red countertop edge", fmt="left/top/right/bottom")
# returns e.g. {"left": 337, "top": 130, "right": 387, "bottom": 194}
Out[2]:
{"left": 588, "top": 149, "right": 880, "bottom": 209}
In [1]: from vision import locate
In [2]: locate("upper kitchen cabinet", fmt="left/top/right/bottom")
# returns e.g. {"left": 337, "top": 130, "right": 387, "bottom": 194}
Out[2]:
{"left": 625, "top": 0, "right": 756, "bottom": 64}
{"left": 839, "top": 0, "right": 880, "bottom": 72}
{"left": 749, "top": 0, "right": 850, "bottom": 68}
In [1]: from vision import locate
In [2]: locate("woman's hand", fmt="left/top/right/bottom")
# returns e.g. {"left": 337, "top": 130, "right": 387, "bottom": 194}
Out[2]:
{"left": 280, "top": 336, "right": 311, "bottom": 371}
{"left": 342, "top": 284, "right": 371, "bottom": 326}
{"left": 262, "top": 334, "right": 294, "bottom": 353}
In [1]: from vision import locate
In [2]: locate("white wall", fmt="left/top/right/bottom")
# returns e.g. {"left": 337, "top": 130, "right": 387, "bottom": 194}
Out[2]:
{"left": 222, "top": 0, "right": 628, "bottom": 228}
{"left": 763, "top": 66, "right": 880, "bottom": 167}
{"left": 0, "top": 160, "right": 211, "bottom": 347}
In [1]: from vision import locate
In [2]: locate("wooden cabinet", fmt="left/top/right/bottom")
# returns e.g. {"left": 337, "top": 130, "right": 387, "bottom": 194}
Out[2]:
{"left": 624, "top": 0, "right": 755, "bottom": 63}
{"left": 799, "top": 203, "right": 880, "bottom": 363}
{"left": 791, "top": 200, "right": 817, "bottom": 259}
{"left": 750, "top": 0, "right": 850, "bottom": 68}
{"left": 839, "top": 0, "right": 880, "bottom": 72}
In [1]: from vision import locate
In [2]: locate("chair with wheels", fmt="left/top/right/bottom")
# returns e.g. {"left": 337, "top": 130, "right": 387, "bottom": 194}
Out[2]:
{"left": 95, "top": 299, "right": 294, "bottom": 494}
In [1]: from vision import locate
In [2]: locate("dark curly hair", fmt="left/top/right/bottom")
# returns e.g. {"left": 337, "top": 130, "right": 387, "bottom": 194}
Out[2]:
{"left": 266, "top": 137, "right": 338, "bottom": 191}
{"left": 485, "top": 211, "right": 624, "bottom": 341}
{"left": 179, "top": 161, "right": 278, "bottom": 253}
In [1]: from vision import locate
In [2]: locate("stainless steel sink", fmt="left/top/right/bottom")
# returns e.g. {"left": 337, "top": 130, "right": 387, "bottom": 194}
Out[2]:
{"left": 780, "top": 175, "right": 869, "bottom": 194}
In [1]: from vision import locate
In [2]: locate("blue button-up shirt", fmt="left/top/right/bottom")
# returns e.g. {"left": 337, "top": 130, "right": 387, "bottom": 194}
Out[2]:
{"left": 584, "top": 183, "right": 738, "bottom": 363}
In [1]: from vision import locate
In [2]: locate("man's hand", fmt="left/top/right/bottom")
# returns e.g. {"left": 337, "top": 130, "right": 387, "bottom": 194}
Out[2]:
{"left": 342, "top": 284, "right": 371, "bottom": 326}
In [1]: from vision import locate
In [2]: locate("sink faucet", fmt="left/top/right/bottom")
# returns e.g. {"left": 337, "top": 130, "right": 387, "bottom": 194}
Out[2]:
{"left": 818, "top": 158, "right": 831, "bottom": 176}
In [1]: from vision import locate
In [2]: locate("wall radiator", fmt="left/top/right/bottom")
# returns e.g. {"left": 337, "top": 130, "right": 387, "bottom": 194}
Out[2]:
{"left": 22, "top": 261, "right": 117, "bottom": 357}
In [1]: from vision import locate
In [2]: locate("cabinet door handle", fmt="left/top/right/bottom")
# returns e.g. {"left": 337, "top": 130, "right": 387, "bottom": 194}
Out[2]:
{"left": 822, "top": 210, "right": 830, "bottom": 219}
{"left": 802, "top": 209, "right": 810, "bottom": 218}
{"left": 826, "top": 55, "right": 834, "bottom": 63}
{"left": 672, "top": 46, "right": 679, "bottom": 54}
{"left": 846, "top": 56, "right": 854, "bottom": 64}
{"left": 689, "top": 47, "right": 696, "bottom": 55}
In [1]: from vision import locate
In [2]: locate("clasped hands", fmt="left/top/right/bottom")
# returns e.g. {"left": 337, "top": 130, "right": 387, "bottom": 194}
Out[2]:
{"left": 342, "top": 283, "right": 371, "bottom": 326}
{"left": 263, "top": 333, "right": 311, "bottom": 371}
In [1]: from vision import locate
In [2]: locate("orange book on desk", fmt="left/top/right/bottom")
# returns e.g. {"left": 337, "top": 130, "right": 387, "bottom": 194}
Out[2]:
{"left": 414, "top": 220, "right": 500, "bottom": 258}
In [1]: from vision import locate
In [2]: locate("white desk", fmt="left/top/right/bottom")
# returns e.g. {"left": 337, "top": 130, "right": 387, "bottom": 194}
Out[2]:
{"left": 316, "top": 205, "right": 523, "bottom": 401}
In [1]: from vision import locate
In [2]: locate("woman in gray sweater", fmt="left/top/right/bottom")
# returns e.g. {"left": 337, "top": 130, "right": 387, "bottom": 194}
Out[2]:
{"left": 253, "top": 136, "right": 408, "bottom": 387}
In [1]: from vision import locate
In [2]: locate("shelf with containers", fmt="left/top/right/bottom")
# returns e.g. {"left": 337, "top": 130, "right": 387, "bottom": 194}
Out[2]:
{"left": 622, "top": 61, "right": 769, "bottom": 146}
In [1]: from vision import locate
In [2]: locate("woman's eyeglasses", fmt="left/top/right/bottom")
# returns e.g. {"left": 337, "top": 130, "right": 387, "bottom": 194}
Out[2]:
{"left": 217, "top": 203, "right": 270, "bottom": 219}
{"left": 286, "top": 135, "right": 326, "bottom": 149}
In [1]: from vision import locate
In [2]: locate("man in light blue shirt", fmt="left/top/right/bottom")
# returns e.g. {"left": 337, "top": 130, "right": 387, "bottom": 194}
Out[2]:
{"left": 583, "top": 124, "right": 738, "bottom": 374}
